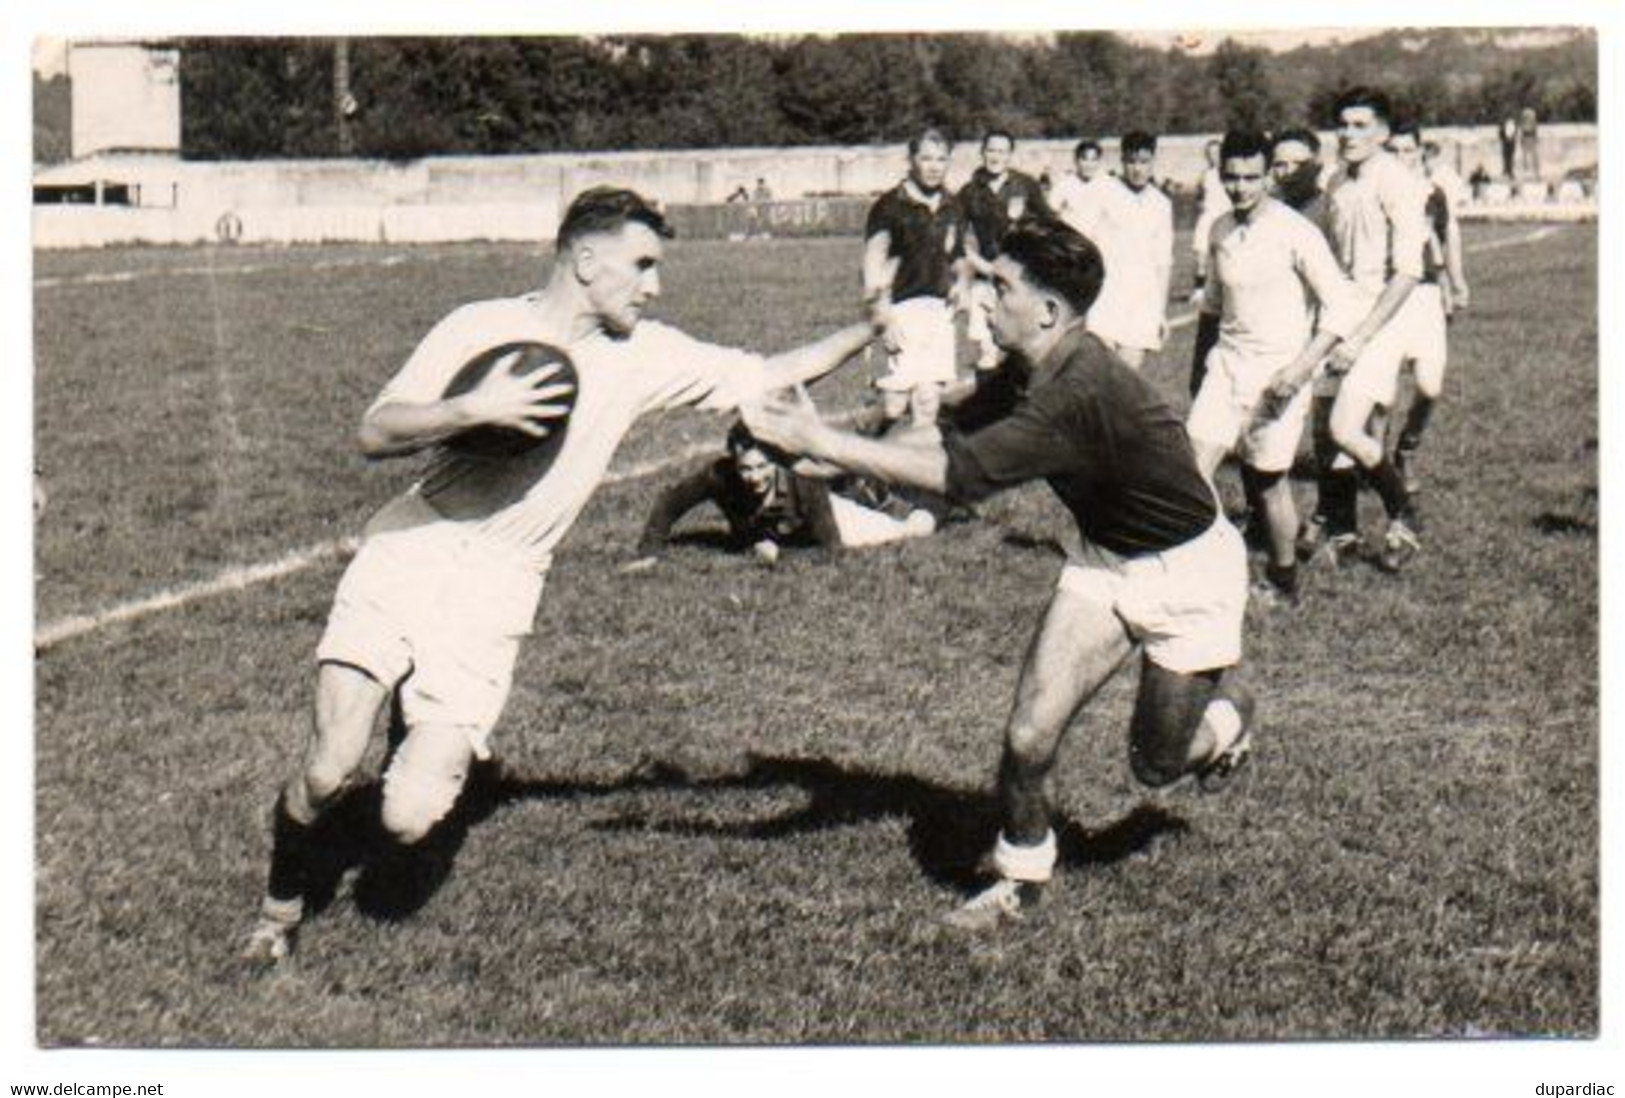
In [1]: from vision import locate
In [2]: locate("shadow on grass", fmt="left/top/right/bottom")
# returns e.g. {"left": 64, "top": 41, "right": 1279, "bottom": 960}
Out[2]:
{"left": 564, "top": 754, "right": 1190, "bottom": 893}
{"left": 302, "top": 753, "right": 1189, "bottom": 921}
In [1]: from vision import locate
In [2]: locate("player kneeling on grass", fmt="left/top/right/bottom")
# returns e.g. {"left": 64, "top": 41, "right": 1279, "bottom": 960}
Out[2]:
{"left": 242, "top": 186, "right": 885, "bottom": 968}
{"left": 1186, "top": 129, "right": 1363, "bottom": 605}
{"left": 745, "top": 216, "right": 1256, "bottom": 932}
{"left": 629, "top": 420, "right": 935, "bottom": 567}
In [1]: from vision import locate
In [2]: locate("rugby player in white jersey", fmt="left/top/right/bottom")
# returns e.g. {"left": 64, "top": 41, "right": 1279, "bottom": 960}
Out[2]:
{"left": 1046, "top": 138, "right": 1111, "bottom": 243}
{"left": 1086, "top": 130, "right": 1175, "bottom": 370}
{"left": 1388, "top": 121, "right": 1470, "bottom": 495}
{"left": 241, "top": 187, "right": 881, "bottom": 967}
{"left": 1321, "top": 86, "right": 1431, "bottom": 572}
{"left": 1187, "top": 130, "right": 1362, "bottom": 605}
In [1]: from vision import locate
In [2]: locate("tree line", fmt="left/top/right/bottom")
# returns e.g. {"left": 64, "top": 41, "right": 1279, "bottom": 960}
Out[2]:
{"left": 153, "top": 31, "right": 1592, "bottom": 161}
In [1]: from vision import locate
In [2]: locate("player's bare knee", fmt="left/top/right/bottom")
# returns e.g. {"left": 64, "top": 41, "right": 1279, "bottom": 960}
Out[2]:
{"left": 1003, "top": 722, "right": 1060, "bottom": 781}
{"left": 379, "top": 779, "right": 457, "bottom": 846}
{"left": 380, "top": 752, "right": 469, "bottom": 846}
{"left": 299, "top": 757, "right": 353, "bottom": 811}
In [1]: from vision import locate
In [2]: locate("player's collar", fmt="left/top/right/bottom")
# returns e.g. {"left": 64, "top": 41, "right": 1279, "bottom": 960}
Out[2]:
{"left": 902, "top": 178, "right": 944, "bottom": 209}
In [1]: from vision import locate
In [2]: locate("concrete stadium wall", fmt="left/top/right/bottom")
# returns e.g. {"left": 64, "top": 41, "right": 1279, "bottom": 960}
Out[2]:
{"left": 32, "top": 123, "right": 1598, "bottom": 250}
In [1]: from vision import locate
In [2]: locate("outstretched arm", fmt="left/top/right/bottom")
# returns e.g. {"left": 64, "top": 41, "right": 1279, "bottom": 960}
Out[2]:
{"left": 745, "top": 392, "right": 949, "bottom": 495}
{"left": 761, "top": 322, "right": 877, "bottom": 393}
{"left": 636, "top": 465, "right": 728, "bottom": 555}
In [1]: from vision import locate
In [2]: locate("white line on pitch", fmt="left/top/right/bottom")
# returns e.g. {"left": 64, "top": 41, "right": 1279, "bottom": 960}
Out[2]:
{"left": 33, "top": 223, "right": 1564, "bottom": 650}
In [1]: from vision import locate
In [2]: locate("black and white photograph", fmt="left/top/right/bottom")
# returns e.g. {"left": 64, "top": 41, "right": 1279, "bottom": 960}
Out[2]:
{"left": 8, "top": 1, "right": 1619, "bottom": 1094}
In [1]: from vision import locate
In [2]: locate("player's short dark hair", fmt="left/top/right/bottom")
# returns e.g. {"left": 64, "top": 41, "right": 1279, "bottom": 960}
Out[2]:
{"left": 1000, "top": 217, "right": 1106, "bottom": 317}
{"left": 909, "top": 128, "right": 952, "bottom": 156}
{"left": 1389, "top": 117, "right": 1423, "bottom": 143}
{"left": 1271, "top": 127, "right": 1322, "bottom": 155}
{"left": 726, "top": 420, "right": 760, "bottom": 455}
{"left": 1121, "top": 130, "right": 1158, "bottom": 157}
{"left": 726, "top": 420, "right": 790, "bottom": 466}
{"left": 1332, "top": 86, "right": 1395, "bottom": 125}
{"left": 983, "top": 129, "right": 1015, "bottom": 150}
{"left": 1219, "top": 129, "right": 1272, "bottom": 164}
{"left": 1422, "top": 139, "right": 1442, "bottom": 156}
{"left": 1074, "top": 139, "right": 1102, "bottom": 159}
{"left": 558, "top": 186, "right": 674, "bottom": 250}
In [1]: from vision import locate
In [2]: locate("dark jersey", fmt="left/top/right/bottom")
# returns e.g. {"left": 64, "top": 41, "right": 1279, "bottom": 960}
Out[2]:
{"left": 638, "top": 458, "right": 840, "bottom": 553}
{"left": 865, "top": 184, "right": 965, "bottom": 303}
{"left": 958, "top": 168, "right": 1052, "bottom": 261}
{"left": 1421, "top": 185, "right": 1450, "bottom": 285}
{"left": 942, "top": 327, "right": 1217, "bottom": 556}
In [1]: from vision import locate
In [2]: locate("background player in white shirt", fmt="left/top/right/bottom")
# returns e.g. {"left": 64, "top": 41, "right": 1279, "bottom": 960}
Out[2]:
{"left": 1045, "top": 139, "right": 1111, "bottom": 243}
{"left": 1391, "top": 123, "right": 1471, "bottom": 495}
{"left": 1187, "top": 130, "right": 1362, "bottom": 604}
{"left": 242, "top": 187, "right": 881, "bottom": 968}
{"left": 1086, "top": 130, "right": 1175, "bottom": 369}
{"left": 1321, "top": 87, "right": 1431, "bottom": 572}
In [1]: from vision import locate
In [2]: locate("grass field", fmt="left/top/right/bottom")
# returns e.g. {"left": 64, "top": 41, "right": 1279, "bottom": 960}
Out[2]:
{"left": 31, "top": 221, "right": 1598, "bottom": 1046}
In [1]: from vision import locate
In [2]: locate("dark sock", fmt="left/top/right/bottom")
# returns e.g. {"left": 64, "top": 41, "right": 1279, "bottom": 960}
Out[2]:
{"left": 1364, "top": 458, "right": 1412, "bottom": 520}
{"left": 1265, "top": 561, "right": 1299, "bottom": 598}
{"left": 1324, "top": 469, "right": 1361, "bottom": 536}
{"left": 1398, "top": 396, "right": 1435, "bottom": 454}
{"left": 266, "top": 792, "right": 317, "bottom": 906}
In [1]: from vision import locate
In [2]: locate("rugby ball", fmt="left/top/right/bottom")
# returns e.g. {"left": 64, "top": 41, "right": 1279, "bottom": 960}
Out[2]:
{"left": 442, "top": 341, "right": 578, "bottom": 458}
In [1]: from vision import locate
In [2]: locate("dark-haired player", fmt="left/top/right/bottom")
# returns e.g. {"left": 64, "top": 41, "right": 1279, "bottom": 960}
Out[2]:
{"left": 1048, "top": 138, "right": 1111, "bottom": 241}
{"left": 1188, "top": 130, "right": 1361, "bottom": 604}
{"left": 747, "top": 217, "right": 1255, "bottom": 931}
{"left": 1387, "top": 121, "right": 1469, "bottom": 494}
{"left": 1087, "top": 130, "right": 1174, "bottom": 369}
{"left": 633, "top": 422, "right": 935, "bottom": 564}
{"left": 959, "top": 130, "right": 1052, "bottom": 371}
{"left": 1318, "top": 87, "right": 1430, "bottom": 571}
{"left": 242, "top": 187, "right": 882, "bottom": 967}
{"left": 864, "top": 128, "right": 968, "bottom": 430}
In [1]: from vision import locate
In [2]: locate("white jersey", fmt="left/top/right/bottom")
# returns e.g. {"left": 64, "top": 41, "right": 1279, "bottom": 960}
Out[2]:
{"left": 1086, "top": 176, "right": 1174, "bottom": 351}
{"left": 1202, "top": 197, "right": 1363, "bottom": 372}
{"left": 1047, "top": 172, "right": 1114, "bottom": 242}
{"left": 1325, "top": 151, "right": 1429, "bottom": 301}
{"left": 368, "top": 294, "right": 768, "bottom": 572}
{"left": 1191, "top": 166, "right": 1232, "bottom": 262}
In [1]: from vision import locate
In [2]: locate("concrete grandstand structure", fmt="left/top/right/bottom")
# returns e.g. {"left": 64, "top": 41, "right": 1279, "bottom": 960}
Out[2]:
{"left": 33, "top": 41, "right": 1599, "bottom": 249}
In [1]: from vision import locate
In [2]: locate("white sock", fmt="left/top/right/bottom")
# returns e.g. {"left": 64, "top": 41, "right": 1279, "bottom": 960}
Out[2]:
{"left": 1201, "top": 698, "right": 1244, "bottom": 757}
{"left": 992, "top": 829, "right": 1057, "bottom": 884}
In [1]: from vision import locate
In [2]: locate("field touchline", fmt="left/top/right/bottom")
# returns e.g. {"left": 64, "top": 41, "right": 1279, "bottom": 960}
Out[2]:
{"left": 31, "top": 223, "right": 1570, "bottom": 650}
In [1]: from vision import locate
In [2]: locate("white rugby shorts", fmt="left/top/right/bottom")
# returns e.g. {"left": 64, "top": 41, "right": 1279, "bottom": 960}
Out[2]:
{"left": 316, "top": 521, "right": 544, "bottom": 758}
{"left": 1340, "top": 286, "right": 1438, "bottom": 409}
{"left": 1057, "top": 518, "right": 1247, "bottom": 674}
{"left": 1406, "top": 282, "right": 1449, "bottom": 397}
{"left": 1186, "top": 344, "right": 1314, "bottom": 474}
{"left": 878, "top": 297, "right": 958, "bottom": 391}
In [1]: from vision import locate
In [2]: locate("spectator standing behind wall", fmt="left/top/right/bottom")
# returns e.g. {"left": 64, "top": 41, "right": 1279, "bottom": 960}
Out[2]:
{"left": 1518, "top": 107, "right": 1541, "bottom": 181}
{"left": 749, "top": 177, "right": 775, "bottom": 240}
{"left": 1499, "top": 116, "right": 1519, "bottom": 180}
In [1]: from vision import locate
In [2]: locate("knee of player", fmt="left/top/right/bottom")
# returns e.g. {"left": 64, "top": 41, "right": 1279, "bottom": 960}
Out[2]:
{"left": 299, "top": 756, "right": 356, "bottom": 810}
{"left": 380, "top": 769, "right": 464, "bottom": 846}
{"left": 1002, "top": 722, "right": 1061, "bottom": 777}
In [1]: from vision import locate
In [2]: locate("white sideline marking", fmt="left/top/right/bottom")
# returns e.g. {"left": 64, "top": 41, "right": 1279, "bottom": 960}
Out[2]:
{"left": 33, "top": 223, "right": 1565, "bottom": 650}
{"left": 34, "top": 253, "right": 413, "bottom": 290}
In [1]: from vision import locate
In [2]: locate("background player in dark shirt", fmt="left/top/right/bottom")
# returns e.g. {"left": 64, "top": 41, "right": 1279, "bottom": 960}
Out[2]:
{"left": 632, "top": 422, "right": 935, "bottom": 566}
{"left": 959, "top": 130, "right": 1053, "bottom": 371}
{"left": 864, "top": 128, "right": 968, "bottom": 431}
{"left": 747, "top": 218, "right": 1256, "bottom": 931}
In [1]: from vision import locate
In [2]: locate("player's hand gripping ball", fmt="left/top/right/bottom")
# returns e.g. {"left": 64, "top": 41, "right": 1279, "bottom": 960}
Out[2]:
{"left": 443, "top": 341, "right": 578, "bottom": 458}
